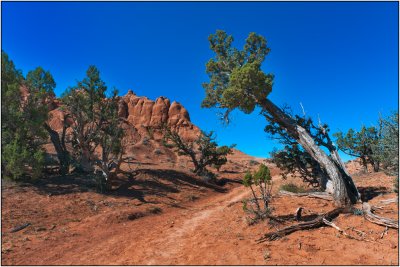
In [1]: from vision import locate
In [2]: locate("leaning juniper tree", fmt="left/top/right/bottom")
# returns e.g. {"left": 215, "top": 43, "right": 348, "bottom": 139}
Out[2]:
{"left": 267, "top": 107, "right": 332, "bottom": 192}
{"left": 202, "top": 30, "right": 358, "bottom": 207}
{"left": 201, "top": 30, "right": 398, "bottom": 238}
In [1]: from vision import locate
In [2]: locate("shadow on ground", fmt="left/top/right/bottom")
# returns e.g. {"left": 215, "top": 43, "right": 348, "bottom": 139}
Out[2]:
{"left": 19, "top": 168, "right": 227, "bottom": 205}
{"left": 358, "top": 186, "right": 388, "bottom": 202}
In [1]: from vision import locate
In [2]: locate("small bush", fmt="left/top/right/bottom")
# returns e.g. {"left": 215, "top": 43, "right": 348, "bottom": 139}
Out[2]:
{"left": 142, "top": 137, "right": 150, "bottom": 146}
{"left": 147, "top": 206, "right": 162, "bottom": 214}
{"left": 127, "top": 212, "right": 145, "bottom": 220}
{"left": 280, "top": 183, "right": 307, "bottom": 193}
{"left": 145, "top": 126, "right": 155, "bottom": 139}
{"left": 249, "top": 159, "right": 260, "bottom": 166}
{"left": 242, "top": 164, "right": 273, "bottom": 224}
{"left": 153, "top": 148, "right": 162, "bottom": 155}
{"left": 200, "top": 171, "right": 217, "bottom": 183}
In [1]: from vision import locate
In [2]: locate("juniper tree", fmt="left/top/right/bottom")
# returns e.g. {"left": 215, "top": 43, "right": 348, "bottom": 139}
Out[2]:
{"left": 334, "top": 126, "right": 381, "bottom": 172}
{"left": 61, "top": 66, "right": 124, "bottom": 188}
{"left": 163, "top": 127, "right": 234, "bottom": 180}
{"left": 24, "top": 66, "right": 72, "bottom": 175}
{"left": 267, "top": 108, "right": 331, "bottom": 191}
{"left": 61, "top": 65, "right": 108, "bottom": 172}
{"left": 1, "top": 51, "right": 48, "bottom": 179}
{"left": 201, "top": 30, "right": 359, "bottom": 207}
{"left": 376, "top": 111, "right": 399, "bottom": 193}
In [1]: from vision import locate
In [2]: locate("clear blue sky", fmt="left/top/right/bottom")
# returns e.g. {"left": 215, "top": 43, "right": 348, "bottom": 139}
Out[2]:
{"left": 2, "top": 2, "right": 398, "bottom": 160}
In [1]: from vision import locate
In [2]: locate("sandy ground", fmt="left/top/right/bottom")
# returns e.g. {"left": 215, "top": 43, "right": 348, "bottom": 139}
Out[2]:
{"left": 1, "top": 158, "right": 399, "bottom": 265}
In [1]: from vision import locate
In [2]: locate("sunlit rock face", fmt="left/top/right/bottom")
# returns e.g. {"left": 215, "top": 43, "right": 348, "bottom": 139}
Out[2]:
{"left": 46, "top": 89, "right": 201, "bottom": 144}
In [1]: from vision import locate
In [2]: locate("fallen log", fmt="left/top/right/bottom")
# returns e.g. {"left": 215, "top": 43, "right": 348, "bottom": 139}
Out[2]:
{"left": 279, "top": 190, "right": 333, "bottom": 201}
{"left": 256, "top": 207, "right": 350, "bottom": 243}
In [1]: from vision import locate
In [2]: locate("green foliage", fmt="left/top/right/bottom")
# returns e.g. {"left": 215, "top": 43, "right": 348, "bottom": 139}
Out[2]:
{"left": 270, "top": 145, "right": 324, "bottom": 188}
{"left": 1, "top": 51, "right": 53, "bottom": 180}
{"left": 163, "top": 127, "right": 234, "bottom": 179}
{"left": 254, "top": 163, "right": 271, "bottom": 183}
{"left": 243, "top": 164, "right": 271, "bottom": 187}
{"left": 2, "top": 135, "right": 45, "bottom": 180}
{"left": 279, "top": 183, "right": 307, "bottom": 193}
{"left": 333, "top": 125, "right": 380, "bottom": 171}
{"left": 26, "top": 67, "right": 56, "bottom": 96}
{"left": 61, "top": 66, "right": 123, "bottom": 173}
{"left": 266, "top": 110, "right": 332, "bottom": 189}
{"left": 243, "top": 171, "right": 253, "bottom": 187}
{"left": 376, "top": 112, "right": 399, "bottom": 192}
{"left": 202, "top": 30, "right": 273, "bottom": 122}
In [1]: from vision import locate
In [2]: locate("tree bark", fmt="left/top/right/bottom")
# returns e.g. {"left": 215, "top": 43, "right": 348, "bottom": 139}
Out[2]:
{"left": 43, "top": 123, "right": 70, "bottom": 175}
{"left": 261, "top": 99, "right": 360, "bottom": 207}
{"left": 361, "top": 157, "right": 368, "bottom": 173}
{"left": 373, "top": 161, "right": 380, "bottom": 172}
{"left": 256, "top": 207, "right": 351, "bottom": 242}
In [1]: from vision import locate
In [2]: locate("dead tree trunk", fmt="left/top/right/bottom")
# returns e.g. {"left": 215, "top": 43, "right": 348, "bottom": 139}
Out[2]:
{"left": 44, "top": 123, "right": 70, "bottom": 175}
{"left": 260, "top": 99, "right": 360, "bottom": 207}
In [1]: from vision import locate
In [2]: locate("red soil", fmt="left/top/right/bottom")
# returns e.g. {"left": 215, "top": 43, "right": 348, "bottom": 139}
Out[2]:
{"left": 1, "top": 157, "right": 398, "bottom": 265}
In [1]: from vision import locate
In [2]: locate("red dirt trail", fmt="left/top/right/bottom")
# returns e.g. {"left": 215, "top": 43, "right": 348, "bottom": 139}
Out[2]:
{"left": 1, "top": 164, "right": 399, "bottom": 265}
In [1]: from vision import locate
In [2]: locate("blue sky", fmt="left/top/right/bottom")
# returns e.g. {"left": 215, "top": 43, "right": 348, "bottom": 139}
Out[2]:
{"left": 2, "top": 2, "right": 398, "bottom": 160}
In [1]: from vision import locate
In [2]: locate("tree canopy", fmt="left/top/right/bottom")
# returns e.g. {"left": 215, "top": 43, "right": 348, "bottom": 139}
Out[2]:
{"left": 1, "top": 51, "right": 55, "bottom": 179}
{"left": 202, "top": 30, "right": 274, "bottom": 121}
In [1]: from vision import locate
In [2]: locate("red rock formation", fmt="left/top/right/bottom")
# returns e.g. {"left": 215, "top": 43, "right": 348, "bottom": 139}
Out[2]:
{"left": 47, "top": 89, "right": 201, "bottom": 144}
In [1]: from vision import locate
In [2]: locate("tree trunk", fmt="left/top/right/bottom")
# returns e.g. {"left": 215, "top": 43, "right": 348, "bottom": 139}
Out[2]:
{"left": 361, "top": 157, "right": 368, "bottom": 173}
{"left": 373, "top": 161, "right": 380, "bottom": 172}
{"left": 43, "top": 123, "right": 69, "bottom": 175}
{"left": 261, "top": 99, "right": 360, "bottom": 207}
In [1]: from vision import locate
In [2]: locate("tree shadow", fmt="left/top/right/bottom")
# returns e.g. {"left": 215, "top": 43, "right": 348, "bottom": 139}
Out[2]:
{"left": 24, "top": 168, "right": 227, "bottom": 204}
{"left": 135, "top": 169, "right": 227, "bottom": 193}
{"left": 358, "top": 186, "right": 388, "bottom": 202}
{"left": 216, "top": 177, "right": 242, "bottom": 186}
{"left": 28, "top": 174, "right": 95, "bottom": 196}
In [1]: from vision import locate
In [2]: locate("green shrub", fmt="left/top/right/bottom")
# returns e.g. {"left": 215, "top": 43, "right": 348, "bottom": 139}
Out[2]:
{"left": 242, "top": 164, "right": 273, "bottom": 224}
{"left": 280, "top": 183, "right": 307, "bottom": 193}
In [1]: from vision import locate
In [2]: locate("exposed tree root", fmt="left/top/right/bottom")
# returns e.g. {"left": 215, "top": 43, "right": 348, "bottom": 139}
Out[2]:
{"left": 362, "top": 202, "right": 398, "bottom": 229}
{"left": 257, "top": 202, "right": 398, "bottom": 243}
{"left": 378, "top": 198, "right": 398, "bottom": 205}
{"left": 322, "top": 219, "right": 377, "bottom": 243}
{"left": 256, "top": 207, "right": 350, "bottom": 243}
{"left": 279, "top": 190, "right": 333, "bottom": 201}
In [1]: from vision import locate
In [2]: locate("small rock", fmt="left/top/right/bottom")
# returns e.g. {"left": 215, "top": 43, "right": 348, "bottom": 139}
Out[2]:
{"left": 36, "top": 227, "right": 47, "bottom": 232}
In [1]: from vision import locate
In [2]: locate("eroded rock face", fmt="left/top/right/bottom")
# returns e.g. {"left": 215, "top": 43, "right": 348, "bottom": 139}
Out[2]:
{"left": 119, "top": 91, "right": 200, "bottom": 142}
{"left": 47, "top": 89, "right": 200, "bottom": 143}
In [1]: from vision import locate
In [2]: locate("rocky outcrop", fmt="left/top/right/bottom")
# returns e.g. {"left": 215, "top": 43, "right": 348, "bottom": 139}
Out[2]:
{"left": 118, "top": 90, "right": 200, "bottom": 142}
{"left": 47, "top": 89, "right": 200, "bottom": 143}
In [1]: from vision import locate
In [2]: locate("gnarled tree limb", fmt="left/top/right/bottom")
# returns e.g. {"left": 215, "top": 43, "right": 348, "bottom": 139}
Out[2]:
{"left": 362, "top": 202, "right": 398, "bottom": 229}
{"left": 279, "top": 190, "right": 333, "bottom": 201}
{"left": 256, "top": 207, "right": 350, "bottom": 243}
